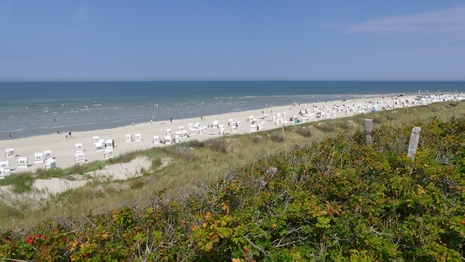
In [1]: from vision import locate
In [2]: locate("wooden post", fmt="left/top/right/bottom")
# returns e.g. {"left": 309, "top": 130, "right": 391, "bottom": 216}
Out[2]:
{"left": 364, "top": 119, "right": 373, "bottom": 144}
{"left": 407, "top": 127, "right": 421, "bottom": 158}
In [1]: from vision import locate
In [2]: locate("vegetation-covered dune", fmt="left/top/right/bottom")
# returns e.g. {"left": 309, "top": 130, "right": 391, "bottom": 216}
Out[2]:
{"left": 1, "top": 102, "right": 465, "bottom": 261}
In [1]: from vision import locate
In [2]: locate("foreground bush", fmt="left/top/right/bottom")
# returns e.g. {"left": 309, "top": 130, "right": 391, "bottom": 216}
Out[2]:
{"left": 1, "top": 117, "right": 465, "bottom": 261}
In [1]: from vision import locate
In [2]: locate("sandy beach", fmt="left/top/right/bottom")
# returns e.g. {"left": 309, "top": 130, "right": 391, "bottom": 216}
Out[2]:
{"left": 0, "top": 94, "right": 453, "bottom": 176}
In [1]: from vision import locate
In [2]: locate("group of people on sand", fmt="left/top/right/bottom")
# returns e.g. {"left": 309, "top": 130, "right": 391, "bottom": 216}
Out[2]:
{"left": 56, "top": 130, "right": 72, "bottom": 138}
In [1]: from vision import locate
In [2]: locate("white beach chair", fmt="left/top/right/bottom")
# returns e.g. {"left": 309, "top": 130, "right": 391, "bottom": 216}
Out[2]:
{"left": 104, "top": 149, "right": 114, "bottom": 159}
{"left": 174, "top": 134, "right": 180, "bottom": 144}
{"left": 153, "top": 135, "right": 161, "bottom": 144}
{"left": 17, "top": 157, "right": 28, "bottom": 168}
{"left": 75, "top": 143, "right": 84, "bottom": 152}
{"left": 43, "top": 150, "right": 52, "bottom": 160}
{"left": 190, "top": 128, "right": 197, "bottom": 136}
{"left": 250, "top": 124, "right": 257, "bottom": 132}
{"left": 166, "top": 129, "right": 172, "bottom": 136}
{"left": 45, "top": 159, "right": 56, "bottom": 170}
{"left": 104, "top": 139, "right": 113, "bottom": 149}
{"left": 75, "top": 152, "right": 86, "bottom": 163}
{"left": 5, "top": 148, "right": 15, "bottom": 158}
{"left": 178, "top": 126, "right": 184, "bottom": 132}
{"left": 92, "top": 136, "right": 100, "bottom": 143}
{"left": 125, "top": 134, "right": 133, "bottom": 142}
{"left": 212, "top": 121, "right": 218, "bottom": 128}
{"left": 95, "top": 141, "right": 104, "bottom": 152}
{"left": 175, "top": 131, "right": 182, "bottom": 140}
{"left": 0, "top": 160, "right": 10, "bottom": 172}
{"left": 34, "top": 152, "right": 45, "bottom": 163}
{"left": 164, "top": 135, "right": 172, "bottom": 144}
{"left": 135, "top": 133, "right": 142, "bottom": 142}
{"left": 182, "top": 130, "right": 188, "bottom": 138}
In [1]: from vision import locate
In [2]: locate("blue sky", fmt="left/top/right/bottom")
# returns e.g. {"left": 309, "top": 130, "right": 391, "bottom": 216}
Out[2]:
{"left": 1, "top": 1, "right": 464, "bottom": 81}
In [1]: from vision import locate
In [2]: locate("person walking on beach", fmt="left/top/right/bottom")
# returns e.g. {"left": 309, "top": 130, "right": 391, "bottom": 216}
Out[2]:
{"left": 7, "top": 132, "right": 11, "bottom": 139}
{"left": 132, "top": 121, "right": 135, "bottom": 127}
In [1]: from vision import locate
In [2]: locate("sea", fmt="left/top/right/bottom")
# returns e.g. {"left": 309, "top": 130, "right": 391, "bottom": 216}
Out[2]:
{"left": 0, "top": 81, "right": 464, "bottom": 140}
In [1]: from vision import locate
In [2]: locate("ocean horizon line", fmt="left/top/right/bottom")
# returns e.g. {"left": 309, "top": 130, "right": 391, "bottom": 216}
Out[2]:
{"left": 1, "top": 80, "right": 465, "bottom": 83}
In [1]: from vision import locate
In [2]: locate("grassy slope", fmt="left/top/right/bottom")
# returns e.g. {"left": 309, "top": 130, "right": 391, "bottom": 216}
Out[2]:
{"left": 1, "top": 102, "right": 463, "bottom": 229}
{"left": 1, "top": 101, "right": 465, "bottom": 260}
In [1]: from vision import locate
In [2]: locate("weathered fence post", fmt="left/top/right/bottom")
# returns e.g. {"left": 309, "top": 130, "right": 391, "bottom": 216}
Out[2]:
{"left": 364, "top": 119, "right": 373, "bottom": 144}
{"left": 407, "top": 127, "right": 421, "bottom": 158}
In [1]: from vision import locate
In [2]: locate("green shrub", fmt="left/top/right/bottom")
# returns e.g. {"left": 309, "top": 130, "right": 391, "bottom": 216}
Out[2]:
{"left": 294, "top": 126, "right": 312, "bottom": 137}
{"left": 164, "top": 145, "right": 198, "bottom": 162}
{"left": 270, "top": 131, "right": 285, "bottom": 142}
{"left": 108, "top": 151, "right": 134, "bottom": 164}
{"left": 203, "top": 138, "right": 229, "bottom": 153}
{"left": 83, "top": 161, "right": 107, "bottom": 172}
{"left": 251, "top": 135, "right": 263, "bottom": 143}
{"left": 372, "top": 116, "right": 383, "bottom": 124}
{"left": 151, "top": 158, "right": 162, "bottom": 169}
{"left": 0, "top": 172, "right": 35, "bottom": 194}
{"left": 36, "top": 168, "right": 66, "bottom": 180}
{"left": 315, "top": 123, "right": 335, "bottom": 132}
{"left": 185, "top": 139, "right": 204, "bottom": 148}
{"left": 337, "top": 121, "right": 350, "bottom": 129}
{"left": 0, "top": 203, "right": 23, "bottom": 220}
{"left": 69, "top": 163, "right": 85, "bottom": 175}
{"left": 129, "top": 179, "right": 145, "bottom": 189}
{"left": 385, "top": 113, "right": 396, "bottom": 121}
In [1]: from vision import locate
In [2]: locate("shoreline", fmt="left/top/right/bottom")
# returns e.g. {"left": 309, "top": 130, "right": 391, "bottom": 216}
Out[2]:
{"left": 0, "top": 92, "right": 410, "bottom": 142}
{"left": 0, "top": 94, "right": 461, "bottom": 175}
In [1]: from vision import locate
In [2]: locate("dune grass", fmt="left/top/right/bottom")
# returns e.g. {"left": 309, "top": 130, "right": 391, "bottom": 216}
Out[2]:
{"left": 0, "top": 101, "right": 464, "bottom": 229}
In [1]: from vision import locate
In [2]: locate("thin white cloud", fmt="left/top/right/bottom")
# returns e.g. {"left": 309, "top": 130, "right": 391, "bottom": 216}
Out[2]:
{"left": 345, "top": 6, "right": 465, "bottom": 35}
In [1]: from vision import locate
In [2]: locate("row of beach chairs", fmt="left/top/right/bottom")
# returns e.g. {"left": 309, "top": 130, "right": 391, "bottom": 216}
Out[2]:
{"left": 1, "top": 117, "right": 272, "bottom": 179}
{"left": 1, "top": 148, "right": 56, "bottom": 179}
{"left": 91, "top": 136, "right": 115, "bottom": 160}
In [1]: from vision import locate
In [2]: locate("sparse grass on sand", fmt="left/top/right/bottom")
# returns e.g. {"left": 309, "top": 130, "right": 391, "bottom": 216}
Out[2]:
{"left": 1, "top": 101, "right": 464, "bottom": 229}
